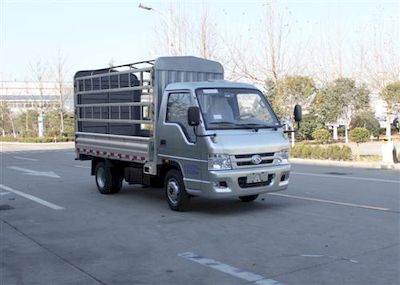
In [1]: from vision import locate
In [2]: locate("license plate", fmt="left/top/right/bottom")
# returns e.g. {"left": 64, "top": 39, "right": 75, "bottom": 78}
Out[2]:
{"left": 246, "top": 172, "right": 268, "bottom": 184}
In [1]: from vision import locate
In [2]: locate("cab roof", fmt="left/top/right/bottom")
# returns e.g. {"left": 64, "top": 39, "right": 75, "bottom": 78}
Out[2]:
{"left": 164, "top": 80, "right": 257, "bottom": 91}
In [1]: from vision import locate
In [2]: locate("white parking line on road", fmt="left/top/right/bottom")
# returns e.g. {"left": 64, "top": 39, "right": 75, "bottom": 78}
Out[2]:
{"left": 291, "top": 172, "right": 400, "bottom": 184}
{"left": 74, "top": 165, "right": 90, "bottom": 169}
{"left": 8, "top": 166, "right": 60, "bottom": 179}
{"left": 14, "top": 156, "right": 38, "bottom": 161}
{"left": 0, "top": 184, "right": 64, "bottom": 210}
{"left": 178, "top": 252, "right": 283, "bottom": 285}
{"left": 268, "top": 193, "right": 391, "bottom": 212}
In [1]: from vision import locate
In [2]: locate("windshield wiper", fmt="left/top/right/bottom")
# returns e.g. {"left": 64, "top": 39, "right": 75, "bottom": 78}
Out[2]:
{"left": 208, "top": 121, "right": 237, "bottom": 125}
{"left": 208, "top": 121, "right": 280, "bottom": 131}
{"left": 237, "top": 123, "right": 278, "bottom": 128}
{"left": 236, "top": 123, "right": 280, "bottom": 131}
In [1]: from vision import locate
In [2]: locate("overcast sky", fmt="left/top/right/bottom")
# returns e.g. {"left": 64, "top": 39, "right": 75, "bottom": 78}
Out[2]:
{"left": 1, "top": 0, "right": 399, "bottom": 82}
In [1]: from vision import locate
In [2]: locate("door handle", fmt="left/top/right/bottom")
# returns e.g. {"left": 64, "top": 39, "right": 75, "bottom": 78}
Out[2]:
{"left": 160, "top": 139, "right": 166, "bottom": 145}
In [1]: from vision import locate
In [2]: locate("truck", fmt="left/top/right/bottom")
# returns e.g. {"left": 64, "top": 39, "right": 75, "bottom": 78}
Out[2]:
{"left": 74, "top": 56, "right": 301, "bottom": 211}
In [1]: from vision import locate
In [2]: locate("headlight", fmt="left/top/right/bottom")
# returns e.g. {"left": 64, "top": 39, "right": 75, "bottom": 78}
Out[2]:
{"left": 276, "top": 149, "right": 289, "bottom": 164}
{"left": 208, "top": 154, "right": 232, "bottom": 170}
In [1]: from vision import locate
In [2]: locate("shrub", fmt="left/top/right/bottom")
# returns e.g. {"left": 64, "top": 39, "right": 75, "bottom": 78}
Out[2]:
{"left": 301, "top": 144, "right": 313, "bottom": 158}
{"left": 0, "top": 136, "right": 74, "bottom": 143}
{"left": 330, "top": 145, "right": 343, "bottom": 160}
{"left": 350, "top": 112, "right": 380, "bottom": 138}
{"left": 290, "top": 144, "right": 352, "bottom": 161}
{"left": 290, "top": 144, "right": 302, "bottom": 157}
{"left": 312, "top": 128, "right": 331, "bottom": 144}
{"left": 0, "top": 136, "right": 18, "bottom": 142}
{"left": 349, "top": 127, "right": 369, "bottom": 144}
{"left": 340, "top": 145, "right": 353, "bottom": 160}
{"left": 296, "top": 115, "right": 324, "bottom": 141}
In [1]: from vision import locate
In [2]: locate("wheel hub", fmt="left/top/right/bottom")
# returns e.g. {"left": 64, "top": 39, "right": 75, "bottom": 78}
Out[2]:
{"left": 96, "top": 167, "right": 106, "bottom": 189}
{"left": 167, "top": 179, "right": 180, "bottom": 205}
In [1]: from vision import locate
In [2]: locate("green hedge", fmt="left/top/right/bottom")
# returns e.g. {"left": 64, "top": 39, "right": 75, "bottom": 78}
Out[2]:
{"left": 0, "top": 136, "right": 18, "bottom": 142}
{"left": 0, "top": 136, "right": 74, "bottom": 143}
{"left": 291, "top": 144, "right": 353, "bottom": 161}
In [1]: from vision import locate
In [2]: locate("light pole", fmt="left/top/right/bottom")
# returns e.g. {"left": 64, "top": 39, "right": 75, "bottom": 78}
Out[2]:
{"left": 138, "top": 3, "right": 172, "bottom": 56}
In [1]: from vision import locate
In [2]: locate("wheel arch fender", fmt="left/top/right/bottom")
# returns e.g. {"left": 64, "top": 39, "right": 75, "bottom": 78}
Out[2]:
{"left": 159, "top": 160, "right": 184, "bottom": 182}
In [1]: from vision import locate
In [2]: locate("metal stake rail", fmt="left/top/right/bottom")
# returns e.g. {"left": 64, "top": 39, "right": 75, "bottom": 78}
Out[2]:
{"left": 74, "top": 61, "right": 157, "bottom": 165}
{"left": 74, "top": 65, "right": 154, "bottom": 126}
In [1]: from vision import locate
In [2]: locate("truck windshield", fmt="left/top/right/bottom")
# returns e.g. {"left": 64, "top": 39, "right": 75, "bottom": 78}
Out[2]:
{"left": 196, "top": 88, "right": 280, "bottom": 130}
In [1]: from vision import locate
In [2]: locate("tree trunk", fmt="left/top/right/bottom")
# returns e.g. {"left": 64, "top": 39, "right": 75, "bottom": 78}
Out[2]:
{"left": 333, "top": 124, "right": 338, "bottom": 141}
{"left": 386, "top": 113, "right": 392, "bottom": 140}
{"left": 60, "top": 111, "right": 64, "bottom": 134}
{"left": 38, "top": 111, "right": 44, "bottom": 138}
{"left": 10, "top": 117, "right": 16, "bottom": 138}
{"left": 1, "top": 113, "right": 4, "bottom": 136}
{"left": 25, "top": 112, "right": 29, "bottom": 131}
{"left": 344, "top": 125, "right": 349, "bottom": 144}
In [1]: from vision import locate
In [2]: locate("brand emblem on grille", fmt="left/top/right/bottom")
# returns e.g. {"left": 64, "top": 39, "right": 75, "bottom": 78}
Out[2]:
{"left": 251, "top": 155, "right": 262, "bottom": 165}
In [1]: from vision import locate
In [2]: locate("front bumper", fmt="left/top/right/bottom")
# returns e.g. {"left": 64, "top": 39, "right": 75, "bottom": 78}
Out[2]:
{"left": 186, "top": 164, "right": 291, "bottom": 198}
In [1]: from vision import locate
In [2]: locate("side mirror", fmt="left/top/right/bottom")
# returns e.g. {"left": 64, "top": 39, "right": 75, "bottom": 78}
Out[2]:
{"left": 188, "top": 106, "right": 200, "bottom": 127}
{"left": 294, "top": 105, "right": 302, "bottom": 122}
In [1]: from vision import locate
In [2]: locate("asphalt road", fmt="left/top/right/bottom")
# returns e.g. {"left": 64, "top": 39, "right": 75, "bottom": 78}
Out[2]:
{"left": 1, "top": 148, "right": 399, "bottom": 285}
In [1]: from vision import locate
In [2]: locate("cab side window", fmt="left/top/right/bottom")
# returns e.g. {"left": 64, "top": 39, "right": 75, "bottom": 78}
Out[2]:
{"left": 166, "top": 92, "right": 196, "bottom": 142}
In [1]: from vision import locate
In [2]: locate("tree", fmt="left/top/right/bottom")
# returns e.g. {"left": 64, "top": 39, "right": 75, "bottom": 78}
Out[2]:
{"left": 227, "top": 0, "right": 305, "bottom": 84}
{"left": 350, "top": 111, "right": 380, "bottom": 138}
{"left": 15, "top": 110, "right": 39, "bottom": 137}
{"left": 311, "top": 78, "right": 370, "bottom": 143}
{"left": 267, "top": 75, "right": 316, "bottom": 145}
{"left": 149, "top": 2, "right": 219, "bottom": 61}
{"left": 198, "top": 3, "right": 218, "bottom": 60}
{"left": 0, "top": 101, "right": 16, "bottom": 137}
{"left": 52, "top": 51, "right": 71, "bottom": 135}
{"left": 30, "top": 59, "right": 50, "bottom": 138}
{"left": 63, "top": 112, "right": 75, "bottom": 137}
{"left": 381, "top": 81, "right": 400, "bottom": 140}
{"left": 296, "top": 114, "right": 324, "bottom": 141}
{"left": 361, "top": 21, "right": 400, "bottom": 93}
{"left": 44, "top": 109, "right": 61, "bottom": 137}
{"left": 0, "top": 101, "right": 8, "bottom": 136}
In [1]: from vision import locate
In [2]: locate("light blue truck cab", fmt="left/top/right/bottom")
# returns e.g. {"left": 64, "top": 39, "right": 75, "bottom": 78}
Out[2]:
{"left": 158, "top": 81, "right": 291, "bottom": 206}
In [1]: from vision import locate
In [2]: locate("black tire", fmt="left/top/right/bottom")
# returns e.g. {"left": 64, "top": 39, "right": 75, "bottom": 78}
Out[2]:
{"left": 94, "top": 162, "right": 122, "bottom": 194}
{"left": 239, "top": 194, "right": 259, "bottom": 202}
{"left": 165, "top": 169, "right": 191, "bottom": 211}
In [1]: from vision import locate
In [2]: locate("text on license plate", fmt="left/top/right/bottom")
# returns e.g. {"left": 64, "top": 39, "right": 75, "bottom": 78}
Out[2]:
{"left": 246, "top": 172, "right": 269, "bottom": 184}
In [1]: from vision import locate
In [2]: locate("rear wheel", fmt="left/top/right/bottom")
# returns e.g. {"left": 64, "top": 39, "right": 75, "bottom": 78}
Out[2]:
{"left": 239, "top": 194, "right": 259, "bottom": 202}
{"left": 95, "top": 162, "right": 122, "bottom": 194}
{"left": 165, "top": 169, "right": 190, "bottom": 211}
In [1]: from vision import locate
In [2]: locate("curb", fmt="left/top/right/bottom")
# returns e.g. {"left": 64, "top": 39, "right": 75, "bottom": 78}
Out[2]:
{"left": 290, "top": 158, "right": 400, "bottom": 171}
{"left": 0, "top": 142, "right": 74, "bottom": 152}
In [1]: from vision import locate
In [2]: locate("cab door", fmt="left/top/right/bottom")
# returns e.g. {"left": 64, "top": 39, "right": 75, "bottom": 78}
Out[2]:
{"left": 157, "top": 91, "right": 206, "bottom": 193}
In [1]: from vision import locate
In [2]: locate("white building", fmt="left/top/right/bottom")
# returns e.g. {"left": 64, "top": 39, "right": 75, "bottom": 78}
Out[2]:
{"left": 0, "top": 81, "right": 73, "bottom": 114}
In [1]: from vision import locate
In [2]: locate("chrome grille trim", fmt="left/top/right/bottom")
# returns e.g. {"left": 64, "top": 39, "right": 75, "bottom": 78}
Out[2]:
{"left": 231, "top": 152, "right": 276, "bottom": 168}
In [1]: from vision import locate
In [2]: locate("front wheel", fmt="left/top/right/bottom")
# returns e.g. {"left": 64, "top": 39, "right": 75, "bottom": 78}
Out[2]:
{"left": 95, "top": 162, "right": 122, "bottom": 194}
{"left": 239, "top": 194, "right": 259, "bottom": 202}
{"left": 165, "top": 169, "right": 191, "bottom": 211}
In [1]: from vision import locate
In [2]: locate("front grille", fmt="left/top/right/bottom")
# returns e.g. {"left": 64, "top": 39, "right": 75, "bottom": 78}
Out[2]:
{"left": 235, "top": 152, "right": 274, "bottom": 159}
{"left": 238, "top": 174, "right": 274, "bottom": 188}
{"left": 232, "top": 152, "right": 275, "bottom": 168}
{"left": 237, "top": 159, "right": 274, "bottom": 166}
